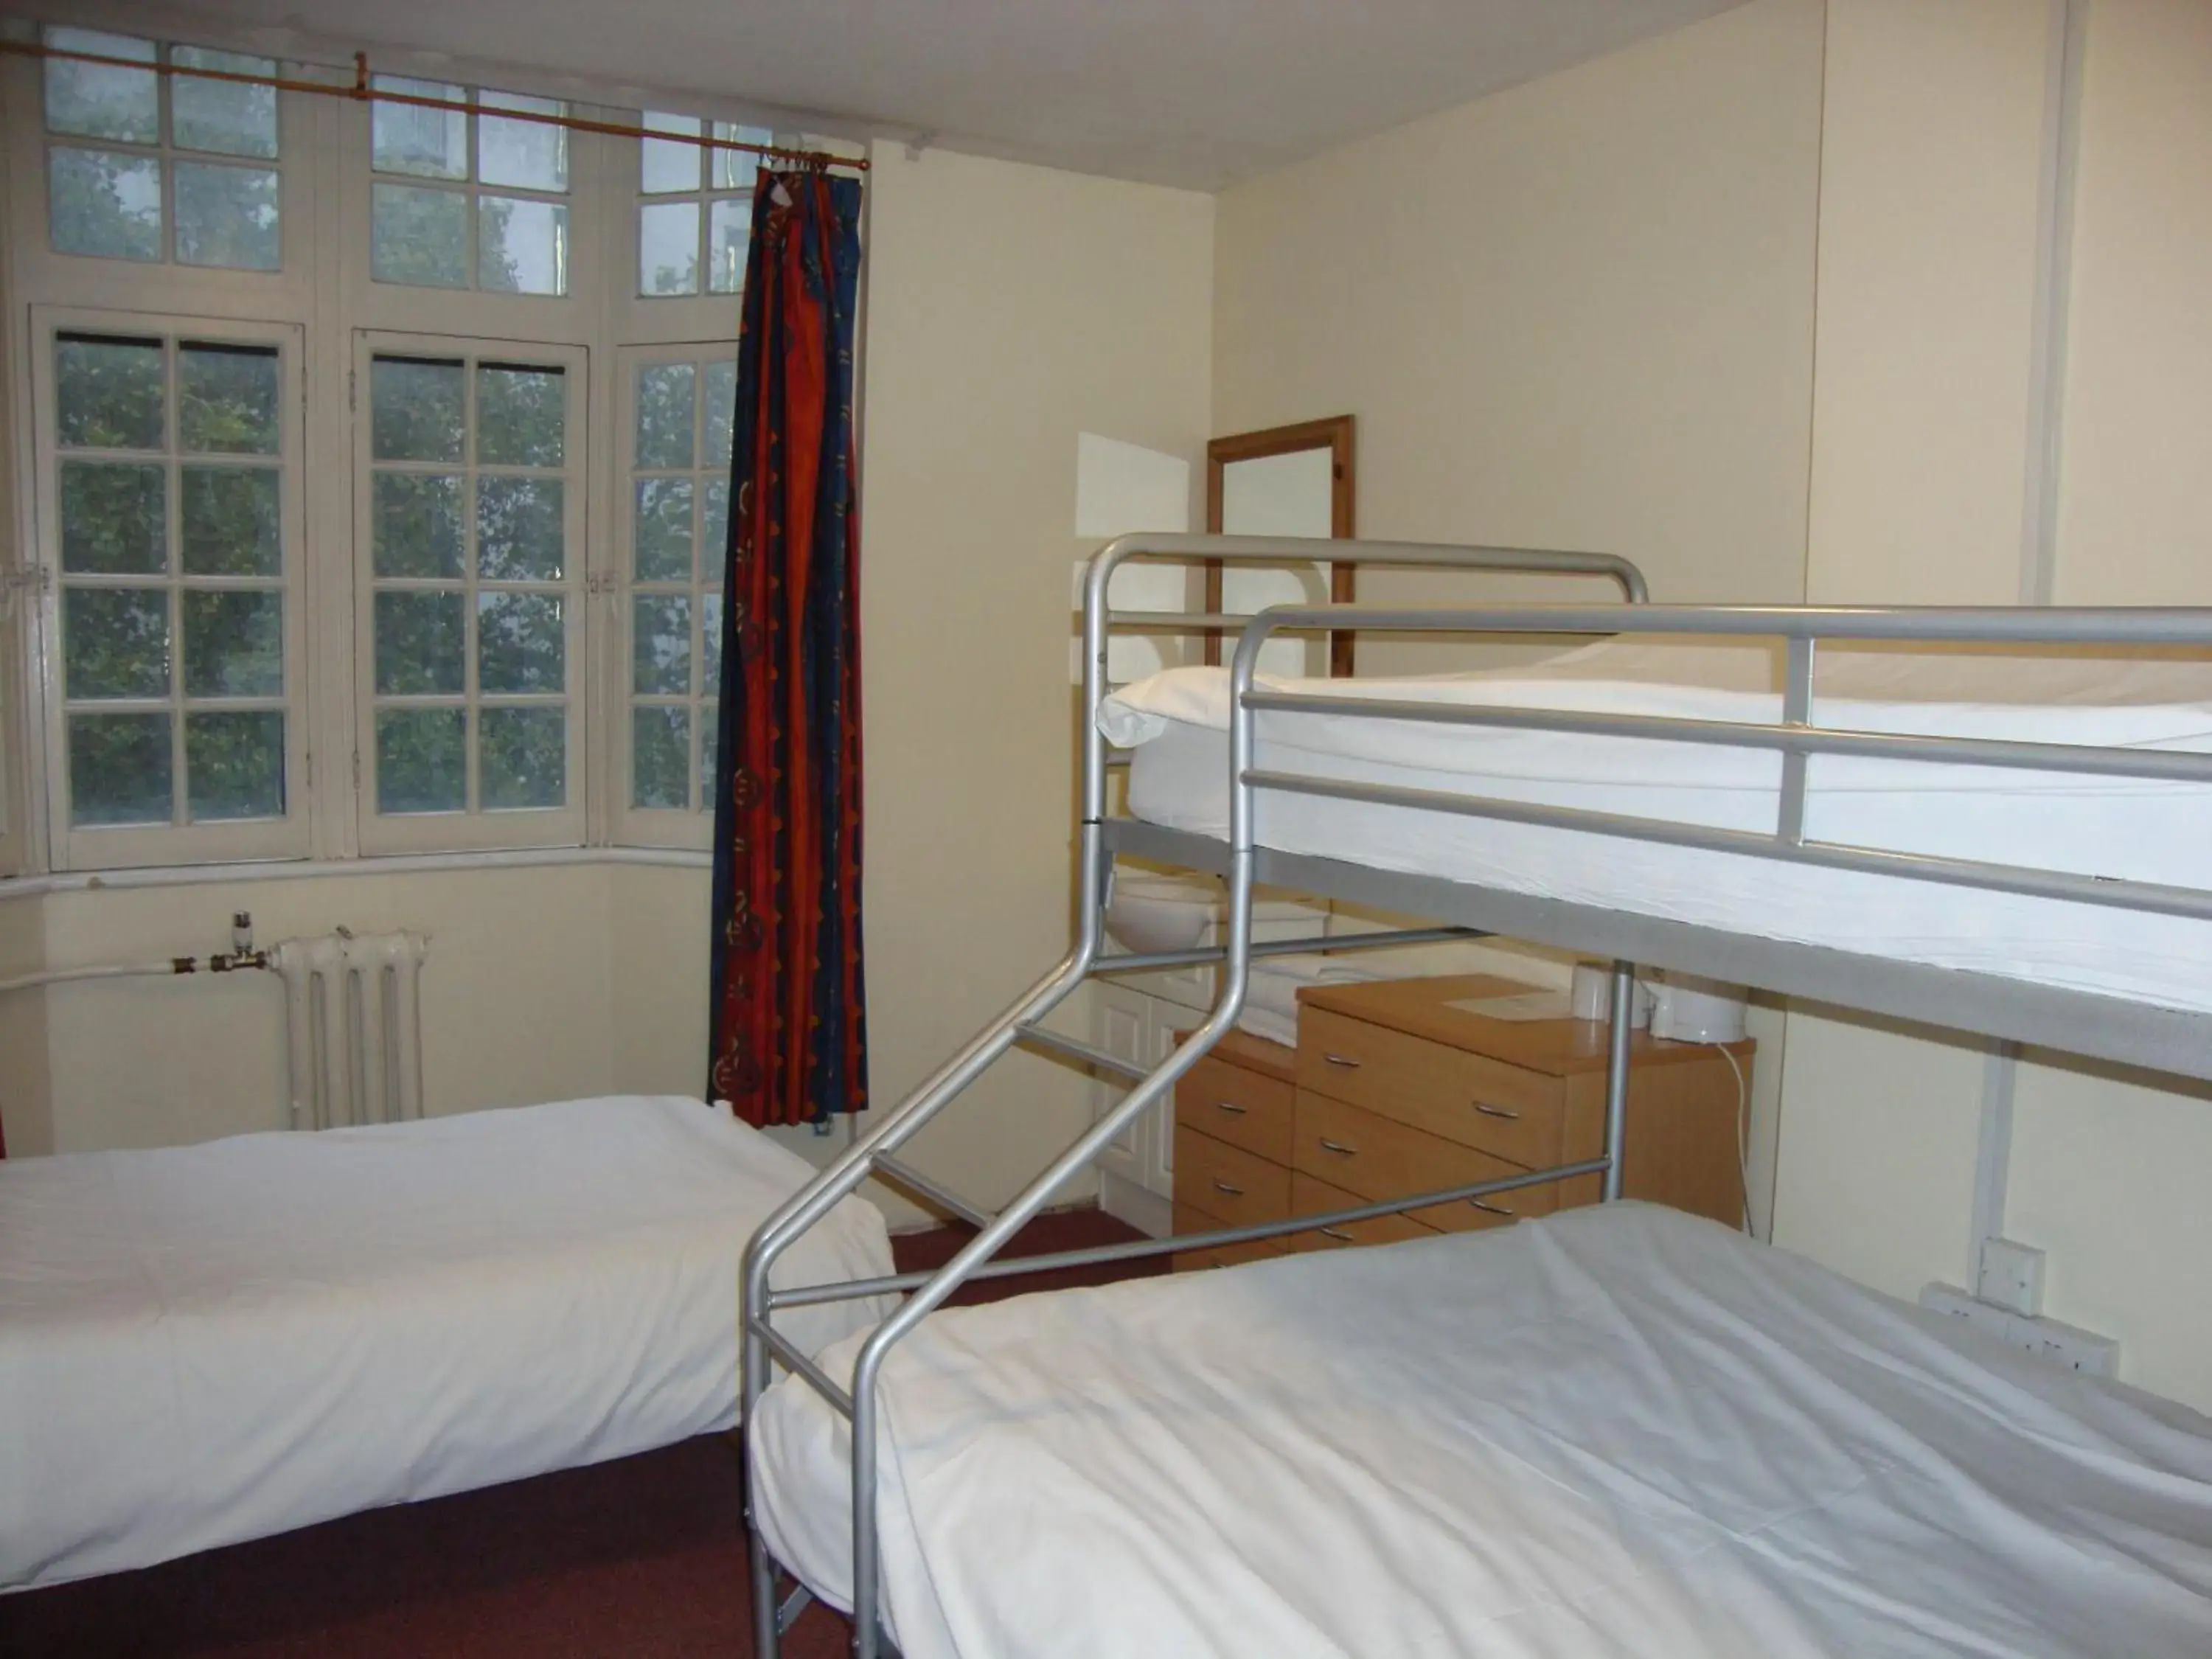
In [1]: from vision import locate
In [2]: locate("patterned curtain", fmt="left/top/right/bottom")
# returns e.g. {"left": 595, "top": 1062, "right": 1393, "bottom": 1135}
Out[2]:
{"left": 707, "top": 170, "right": 867, "bottom": 1128}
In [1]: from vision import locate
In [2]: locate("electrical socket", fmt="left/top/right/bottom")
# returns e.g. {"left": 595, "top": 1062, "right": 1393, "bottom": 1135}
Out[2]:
{"left": 1975, "top": 1237, "right": 2045, "bottom": 1317}
{"left": 1919, "top": 1282, "right": 2118, "bottom": 1378}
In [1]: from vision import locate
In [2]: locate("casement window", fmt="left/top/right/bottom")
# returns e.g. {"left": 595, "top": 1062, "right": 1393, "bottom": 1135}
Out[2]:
{"left": 41, "top": 26, "right": 283, "bottom": 272}
{"left": 353, "top": 338, "right": 587, "bottom": 851}
{"left": 368, "top": 77, "right": 570, "bottom": 296}
{"left": 617, "top": 346, "right": 736, "bottom": 847}
{"left": 637, "top": 111, "right": 768, "bottom": 298}
{"left": 2, "top": 24, "right": 848, "bottom": 874}
{"left": 31, "top": 312, "right": 309, "bottom": 867}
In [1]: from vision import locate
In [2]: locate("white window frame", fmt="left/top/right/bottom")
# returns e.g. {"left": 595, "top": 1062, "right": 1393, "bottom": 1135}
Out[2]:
{"left": 30, "top": 305, "right": 312, "bottom": 869}
{"left": 613, "top": 339, "right": 734, "bottom": 849}
{"left": 351, "top": 330, "right": 590, "bottom": 855}
{"left": 37, "top": 25, "right": 293, "bottom": 278}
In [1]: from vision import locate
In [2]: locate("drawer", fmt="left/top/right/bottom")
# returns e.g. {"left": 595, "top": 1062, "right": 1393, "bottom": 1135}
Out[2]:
{"left": 1287, "top": 1172, "right": 1436, "bottom": 1253}
{"left": 1293, "top": 1091, "right": 1526, "bottom": 1208}
{"left": 1298, "top": 1006, "right": 1569, "bottom": 1166}
{"left": 1173, "top": 1124, "right": 1291, "bottom": 1231}
{"left": 1175, "top": 1053, "right": 1295, "bottom": 1167}
{"left": 1172, "top": 1202, "right": 1289, "bottom": 1272}
{"left": 1406, "top": 1172, "right": 1562, "bottom": 1234}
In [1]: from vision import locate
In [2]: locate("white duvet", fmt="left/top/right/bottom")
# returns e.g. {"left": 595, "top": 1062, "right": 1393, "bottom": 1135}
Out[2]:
{"left": 751, "top": 1203, "right": 2212, "bottom": 1658}
{"left": 0, "top": 1094, "right": 893, "bottom": 1590}
{"left": 1098, "top": 638, "right": 2212, "bottom": 1011}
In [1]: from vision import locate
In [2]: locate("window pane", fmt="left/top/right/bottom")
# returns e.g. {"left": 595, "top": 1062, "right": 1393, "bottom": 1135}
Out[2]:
{"left": 175, "top": 161, "right": 281, "bottom": 271}
{"left": 639, "top": 201, "right": 699, "bottom": 296}
{"left": 376, "top": 708, "right": 465, "bottom": 813}
{"left": 371, "top": 183, "right": 467, "bottom": 288}
{"left": 703, "top": 477, "right": 731, "bottom": 565}
{"left": 374, "top": 591, "right": 465, "bottom": 694}
{"left": 640, "top": 112, "right": 702, "bottom": 192}
{"left": 635, "top": 364, "right": 696, "bottom": 468}
{"left": 56, "top": 335, "right": 164, "bottom": 451}
{"left": 633, "top": 479, "right": 693, "bottom": 581}
{"left": 65, "top": 586, "right": 170, "bottom": 698}
{"left": 183, "top": 589, "right": 282, "bottom": 697}
{"left": 476, "top": 366, "right": 565, "bottom": 466}
{"left": 172, "top": 48, "right": 279, "bottom": 158}
{"left": 479, "top": 197, "right": 567, "bottom": 295}
{"left": 702, "top": 361, "right": 737, "bottom": 463}
{"left": 70, "top": 712, "right": 172, "bottom": 826}
{"left": 632, "top": 706, "right": 689, "bottom": 809}
{"left": 50, "top": 147, "right": 162, "bottom": 262}
{"left": 481, "top": 706, "right": 565, "bottom": 809}
{"left": 60, "top": 461, "right": 165, "bottom": 574}
{"left": 479, "top": 93, "right": 566, "bottom": 190}
{"left": 700, "top": 701, "right": 720, "bottom": 807}
{"left": 711, "top": 123, "right": 768, "bottom": 192}
{"left": 371, "top": 77, "right": 467, "bottom": 178}
{"left": 478, "top": 592, "right": 564, "bottom": 693}
{"left": 372, "top": 473, "right": 463, "bottom": 577}
{"left": 181, "top": 467, "right": 281, "bottom": 575}
{"left": 702, "top": 591, "right": 724, "bottom": 691}
{"left": 633, "top": 594, "right": 692, "bottom": 695}
{"left": 178, "top": 344, "right": 279, "bottom": 454}
{"left": 477, "top": 478, "right": 564, "bottom": 580}
{"left": 187, "top": 710, "right": 284, "bottom": 821}
{"left": 707, "top": 196, "right": 750, "bottom": 294}
{"left": 371, "top": 358, "right": 465, "bottom": 461}
{"left": 44, "top": 29, "right": 158, "bottom": 144}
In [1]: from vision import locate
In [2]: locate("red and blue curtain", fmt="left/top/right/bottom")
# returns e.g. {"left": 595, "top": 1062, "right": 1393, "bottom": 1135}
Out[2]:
{"left": 709, "top": 170, "right": 867, "bottom": 1128}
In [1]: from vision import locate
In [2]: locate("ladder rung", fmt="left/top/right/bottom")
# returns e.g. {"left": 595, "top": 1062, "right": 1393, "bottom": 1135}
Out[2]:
{"left": 874, "top": 1153, "right": 995, "bottom": 1230}
{"left": 1012, "top": 1022, "right": 1151, "bottom": 1081}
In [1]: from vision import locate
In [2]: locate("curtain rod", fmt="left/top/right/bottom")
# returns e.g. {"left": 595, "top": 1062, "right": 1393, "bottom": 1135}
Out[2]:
{"left": 0, "top": 39, "right": 870, "bottom": 173}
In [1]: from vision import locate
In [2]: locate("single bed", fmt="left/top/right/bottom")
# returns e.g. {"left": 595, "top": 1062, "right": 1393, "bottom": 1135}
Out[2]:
{"left": 0, "top": 1093, "right": 893, "bottom": 1591}
{"left": 1100, "top": 637, "right": 2212, "bottom": 1011}
{"left": 750, "top": 1202, "right": 2212, "bottom": 1658}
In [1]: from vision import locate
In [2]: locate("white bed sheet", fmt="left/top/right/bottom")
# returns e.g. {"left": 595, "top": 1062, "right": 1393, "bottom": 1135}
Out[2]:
{"left": 1100, "top": 639, "right": 2212, "bottom": 1012}
{"left": 0, "top": 1094, "right": 894, "bottom": 1591}
{"left": 751, "top": 1203, "right": 2212, "bottom": 1658}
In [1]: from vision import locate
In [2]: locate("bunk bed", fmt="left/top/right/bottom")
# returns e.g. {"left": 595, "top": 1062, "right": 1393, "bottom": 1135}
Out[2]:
{"left": 740, "top": 535, "right": 2212, "bottom": 1658}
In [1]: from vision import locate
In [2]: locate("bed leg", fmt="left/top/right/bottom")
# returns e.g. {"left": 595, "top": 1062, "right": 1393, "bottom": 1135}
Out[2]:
{"left": 742, "top": 1316, "right": 783, "bottom": 1659}
{"left": 1601, "top": 959, "right": 1635, "bottom": 1202}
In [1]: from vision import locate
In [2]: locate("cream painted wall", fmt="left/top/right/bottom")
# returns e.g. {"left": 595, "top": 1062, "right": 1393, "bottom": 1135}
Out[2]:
{"left": 852, "top": 142, "right": 1214, "bottom": 1209}
{"left": 1772, "top": 0, "right": 2056, "bottom": 1317}
{"left": 1775, "top": 0, "right": 2212, "bottom": 1411}
{"left": 1213, "top": 0, "right": 1822, "bottom": 619}
{"left": 1211, "top": 0, "right": 1826, "bottom": 1237}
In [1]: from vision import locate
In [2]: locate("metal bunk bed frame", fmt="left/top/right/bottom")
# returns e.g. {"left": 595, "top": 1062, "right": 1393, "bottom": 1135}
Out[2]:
{"left": 742, "top": 532, "right": 2212, "bottom": 1659}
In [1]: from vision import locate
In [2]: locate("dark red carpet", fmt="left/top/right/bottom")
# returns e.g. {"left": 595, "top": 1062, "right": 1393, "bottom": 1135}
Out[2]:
{"left": 0, "top": 1207, "right": 1161, "bottom": 1659}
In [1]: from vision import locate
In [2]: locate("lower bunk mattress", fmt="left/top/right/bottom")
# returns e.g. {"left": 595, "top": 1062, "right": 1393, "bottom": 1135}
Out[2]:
{"left": 0, "top": 1094, "right": 893, "bottom": 1590}
{"left": 1099, "top": 639, "right": 2212, "bottom": 1012}
{"left": 750, "top": 1203, "right": 2212, "bottom": 1658}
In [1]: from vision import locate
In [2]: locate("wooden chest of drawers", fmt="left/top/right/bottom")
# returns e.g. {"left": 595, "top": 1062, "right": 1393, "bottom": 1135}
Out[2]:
{"left": 1172, "top": 974, "right": 1752, "bottom": 1267}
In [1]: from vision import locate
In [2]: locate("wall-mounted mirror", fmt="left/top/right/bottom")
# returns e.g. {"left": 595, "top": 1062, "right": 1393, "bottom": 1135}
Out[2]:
{"left": 1206, "top": 415, "right": 1356, "bottom": 677}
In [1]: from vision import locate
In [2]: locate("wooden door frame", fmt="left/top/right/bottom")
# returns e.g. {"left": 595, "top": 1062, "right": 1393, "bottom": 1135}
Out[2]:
{"left": 1203, "top": 414, "right": 1357, "bottom": 675}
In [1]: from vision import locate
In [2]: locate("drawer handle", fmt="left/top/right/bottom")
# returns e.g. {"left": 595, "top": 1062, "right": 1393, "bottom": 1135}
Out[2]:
{"left": 1317, "top": 1138, "right": 1357, "bottom": 1156}
{"left": 1469, "top": 1198, "right": 1515, "bottom": 1217}
{"left": 1318, "top": 1226, "right": 1354, "bottom": 1242}
{"left": 1322, "top": 1052, "right": 1362, "bottom": 1069}
{"left": 1212, "top": 1100, "right": 1248, "bottom": 1116}
{"left": 1472, "top": 1102, "right": 1520, "bottom": 1121}
{"left": 1211, "top": 1178, "right": 1245, "bottom": 1197}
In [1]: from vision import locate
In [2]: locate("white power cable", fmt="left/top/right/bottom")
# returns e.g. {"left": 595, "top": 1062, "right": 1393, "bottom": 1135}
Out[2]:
{"left": 1716, "top": 1043, "right": 1752, "bottom": 1236}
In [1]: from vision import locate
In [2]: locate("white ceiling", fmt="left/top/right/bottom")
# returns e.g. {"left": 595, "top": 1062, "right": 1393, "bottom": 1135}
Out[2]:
{"left": 122, "top": 0, "right": 1747, "bottom": 189}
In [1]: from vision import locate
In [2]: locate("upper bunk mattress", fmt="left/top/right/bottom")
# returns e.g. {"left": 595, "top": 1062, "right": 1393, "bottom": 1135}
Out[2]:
{"left": 0, "top": 1095, "right": 894, "bottom": 1590}
{"left": 750, "top": 1202, "right": 2212, "bottom": 1659}
{"left": 1098, "top": 638, "right": 2212, "bottom": 1012}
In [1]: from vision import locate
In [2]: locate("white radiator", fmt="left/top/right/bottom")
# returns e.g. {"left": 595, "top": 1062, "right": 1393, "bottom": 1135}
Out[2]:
{"left": 271, "top": 930, "right": 430, "bottom": 1130}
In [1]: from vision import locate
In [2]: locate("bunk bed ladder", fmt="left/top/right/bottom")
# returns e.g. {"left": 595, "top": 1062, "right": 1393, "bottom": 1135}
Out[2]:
{"left": 740, "top": 532, "right": 1657, "bottom": 1659}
